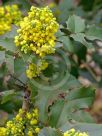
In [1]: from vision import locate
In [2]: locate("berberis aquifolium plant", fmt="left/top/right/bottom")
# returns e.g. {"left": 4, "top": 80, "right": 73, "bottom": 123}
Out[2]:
{"left": 0, "top": 0, "right": 102, "bottom": 136}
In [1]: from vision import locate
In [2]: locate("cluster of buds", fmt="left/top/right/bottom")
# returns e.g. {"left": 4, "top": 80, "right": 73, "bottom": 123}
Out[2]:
{"left": 64, "top": 129, "right": 89, "bottom": 136}
{"left": 15, "top": 6, "right": 59, "bottom": 79}
{"left": 0, "top": 4, "right": 22, "bottom": 35}
{"left": 26, "top": 60, "right": 48, "bottom": 79}
{"left": 14, "top": 6, "right": 59, "bottom": 57}
{"left": 0, "top": 108, "right": 40, "bottom": 136}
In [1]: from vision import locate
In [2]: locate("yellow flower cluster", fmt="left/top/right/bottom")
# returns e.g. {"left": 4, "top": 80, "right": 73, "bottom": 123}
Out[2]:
{"left": 14, "top": 6, "right": 59, "bottom": 57}
{"left": 64, "top": 129, "right": 89, "bottom": 136}
{"left": 0, "top": 127, "right": 6, "bottom": 136}
{"left": 26, "top": 60, "right": 48, "bottom": 79}
{"left": 0, "top": 4, "right": 22, "bottom": 35}
{"left": 0, "top": 108, "right": 40, "bottom": 136}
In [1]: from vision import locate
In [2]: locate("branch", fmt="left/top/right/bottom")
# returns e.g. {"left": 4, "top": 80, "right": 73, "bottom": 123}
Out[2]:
{"left": 22, "top": 87, "right": 31, "bottom": 112}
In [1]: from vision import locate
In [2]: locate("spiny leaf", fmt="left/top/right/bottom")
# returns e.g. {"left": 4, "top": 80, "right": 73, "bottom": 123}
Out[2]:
{"left": 49, "top": 86, "right": 95, "bottom": 127}
{"left": 66, "top": 15, "right": 85, "bottom": 33}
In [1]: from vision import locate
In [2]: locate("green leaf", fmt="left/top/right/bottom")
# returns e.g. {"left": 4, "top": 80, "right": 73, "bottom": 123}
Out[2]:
{"left": 14, "top": 57, "right": 27, "bottom": 84}
{"left": 28, "top": 81, "right": 38, "bottom": 102}
{"left": 67, "top": 86, "right": 95, "bottom": 102}
{"left": 6, "top": 54, "right": 14, "bottom": 74}
{"left": 38, "top": 127, "right": 63, "bottom": 136}
{"left": 55, "top": 29, "right": 64, "bottom": 38}
{"left": 0, "top": 37, "right": 16, "bottom": 52}
{"left": 58, "top": 0, "right": 75, "bottom": 23}
{"left": 32, "top": 76, "right": 80, "bottom": 124}
{"left": 0, "top": 63, "right": 7, "bottom": 78}
{"left": 0, "top": 90, "right": 16, "bottom": 104}
{"left": 0, "top": 25, "right": 17, "bottom": 53}
{"left": 85, "top": 25, "right": 102, "bottom": 40}
{"left": 67, "top": 110, "right": 95, "bottom": 123}
{"left": 14, "top": 57, "right": 26, "bottom": 76}
{"left": 70, "top": 33, "right": 93, "bottom": 48}
{"left": 60, "top": 75, "right": 81, "bottom": 92}
{"left": 0, "top": 51, "right": 5, "bottom": 64}
{"left": 32, "top": 76, "right": 90, "bottom": 126}
{"left": 0, "top": 102, "right": 15, "bottom": 113}
{"left": 49, "top": 86, "right": 95, "bottom": 127}
{"left": 35, "top": 74, "right": 80, "bottom": 125}
{"left": 66, "top": 15, "right": 85, "bottom": 33}
{"left": 59, "top": 36, "right": 75, "bottom": 53}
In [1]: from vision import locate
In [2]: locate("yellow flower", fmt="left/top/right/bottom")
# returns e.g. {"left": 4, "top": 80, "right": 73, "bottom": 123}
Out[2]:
{"left": 26, "top": 112, "right": 32, "bottom": 119}
{"left": 35, "top": 127, "right": 40, "bottom": 133}
{"left": 63, "top": 129, "right": 89, "bottom": 136}
{"left": 30, "top": 119, "right": 38, "bottom": 125}
{"left": 70, "top": 128, "right": 75, "bottom": 133}
{"left": 15, "top": 6, "right": 59, "bottom": 57}
{"left": 26, "top": 60, "right": 48, "bottom": 79}
{"left": 0, "top": 4, "right": 22, "bottom": 35}
{"left": 0, "top": 108, "right": 40, "bottom": 136}
{"left": 15, "top": 114, "right": 22, "bottom": 121}
{"left": 28, "top": 130, "right": 33, "bottom": 136}
{"left": 0, "top": 127, "right": 6, "bottom": 136}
